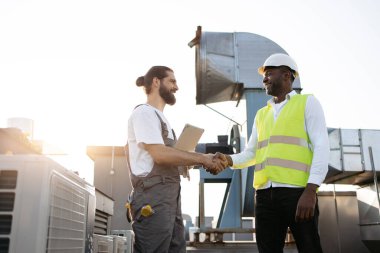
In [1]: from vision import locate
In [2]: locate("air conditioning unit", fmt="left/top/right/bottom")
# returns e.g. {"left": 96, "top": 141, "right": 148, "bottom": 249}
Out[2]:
{"left": 0, "top": 155, "right": 96, "bottom": 253}
{"left": 93, "top": 234, "right": 113, "bottom": 253}
{"left": 112, "top": 235, "right": 127, "bottom": 253}
{"left": 111, "top": 230, "right": 134, "bottom": 253}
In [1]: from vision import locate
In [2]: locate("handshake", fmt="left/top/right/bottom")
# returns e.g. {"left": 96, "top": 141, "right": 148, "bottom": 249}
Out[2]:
{"left": 202, "top": 152, "right": 232, "bottom": 175}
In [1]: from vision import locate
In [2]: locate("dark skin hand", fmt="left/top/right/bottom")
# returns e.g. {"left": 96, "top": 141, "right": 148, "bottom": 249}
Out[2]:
{"left": 218, "top": 150, "right": 319, "bottom": 221}
{"left": 215, "top": 150, "right": 318, "bottom": 222}
{"left": 295, "top": 183, "right": 318, "bottom": 222}
{"left": 213, "top": 152, "right": 232, "bottom": 167}
{"left": 211, "top": 152, "right": 231, "bottom": 175}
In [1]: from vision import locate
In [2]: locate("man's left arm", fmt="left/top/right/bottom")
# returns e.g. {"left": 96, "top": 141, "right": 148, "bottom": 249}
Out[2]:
{"left": 296, "top": 95, "right": 330, "bottom": 222}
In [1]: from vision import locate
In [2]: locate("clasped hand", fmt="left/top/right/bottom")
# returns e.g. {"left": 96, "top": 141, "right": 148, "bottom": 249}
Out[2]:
{"left": 202, "top": 152, "right": 229, "bottom": 175}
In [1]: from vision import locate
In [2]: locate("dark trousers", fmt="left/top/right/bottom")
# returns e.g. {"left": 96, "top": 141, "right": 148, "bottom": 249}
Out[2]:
{"left": 131, "top": 183, "right": 186, "bottom": 253}
{"left": 255, "top": 187, "right": 323, "bottom": 253}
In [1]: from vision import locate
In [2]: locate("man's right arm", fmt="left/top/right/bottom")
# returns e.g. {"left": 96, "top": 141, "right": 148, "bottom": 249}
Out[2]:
{"left": 131, "top": 107, "right": 226, "bottom": 173}
{"left": 216, "top": 119, "right": 258, "bottom": 169}
{"left": 144, "top": 143, "right": 226, "bottom": 173}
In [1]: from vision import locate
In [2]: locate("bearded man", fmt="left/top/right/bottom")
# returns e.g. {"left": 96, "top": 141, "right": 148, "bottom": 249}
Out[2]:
{"left": 126, "top": 66, "right": 225, "bottom": 253}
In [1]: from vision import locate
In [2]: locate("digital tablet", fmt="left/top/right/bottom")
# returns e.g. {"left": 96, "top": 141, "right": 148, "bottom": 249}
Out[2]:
{"left": 175, "top": 124, "right": 204, "bottom": 152}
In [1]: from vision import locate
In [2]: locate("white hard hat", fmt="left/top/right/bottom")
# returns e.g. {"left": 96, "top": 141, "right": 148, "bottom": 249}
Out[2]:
{"left": 258, "top": 53, "right": 299, "bottom": 78}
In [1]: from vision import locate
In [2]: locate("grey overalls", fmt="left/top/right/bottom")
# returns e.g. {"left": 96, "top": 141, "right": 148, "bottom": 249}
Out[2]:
{"left": 128, "top": 110, "right": 186, "bottom": 253}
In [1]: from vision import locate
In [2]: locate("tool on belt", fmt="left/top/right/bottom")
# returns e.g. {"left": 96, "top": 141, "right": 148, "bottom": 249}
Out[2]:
{"left": 125, "top": 192, "right": 156, "bottom": 222}
{"left": 125, "top": 194, "right": 133, "bottom": 223}
{"left": 140, "top": 205, "right": 155, "bottom": 217}
{"left": 125, "top": 202, "right": 155, "bottom": 222}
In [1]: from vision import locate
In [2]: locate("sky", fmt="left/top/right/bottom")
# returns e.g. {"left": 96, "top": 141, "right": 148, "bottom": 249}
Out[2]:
{"left": 1, "top": 0, "right": 380, "bottom": 220}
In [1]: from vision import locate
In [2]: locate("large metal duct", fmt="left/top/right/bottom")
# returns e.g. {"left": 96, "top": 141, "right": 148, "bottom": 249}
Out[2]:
{"left": 189, "top": 26, "right": 301, "bottom": 226}
{"left": 188, "top": 26, "right": 301, "bottom": 105}
{"left": 188, "top": 27, "right": 380, "bottom": 252}
{"left": 326, "top": 128, "right": 380, "bottom": 252}
{"left": 326, "top": 128, "right": 380, "bottom": 185}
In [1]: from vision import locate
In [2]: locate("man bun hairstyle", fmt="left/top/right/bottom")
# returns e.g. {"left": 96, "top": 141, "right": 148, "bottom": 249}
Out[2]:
{"left": 136, "top": 66, "right": 173, "bottom": 94}
{"left": 136, "top": 76, "right": 145, "bottom": 87}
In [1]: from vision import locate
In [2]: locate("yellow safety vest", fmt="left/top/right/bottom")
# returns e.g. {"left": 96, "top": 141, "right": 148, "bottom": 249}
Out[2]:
{"left": 254, "top": 94, "right": 313, "bottom": 189}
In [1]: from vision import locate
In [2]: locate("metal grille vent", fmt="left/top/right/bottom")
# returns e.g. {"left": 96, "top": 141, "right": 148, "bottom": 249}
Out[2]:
{"left": 93, "top": 235, "right": 113, "bottom": 253}
{"left": 46, "top": 175, "right": 87, "bottom": 252}
{"left": 94, "top": 210, "right": 108, "bottom": 235}
{"left": 0, "top": 170, "right": 16, "bottom": 252}
{"left": 0, "top": 170, "right": 17, "bottom": 189}
{"left": 0, "top": 238, "right": 10, "bottom": 253}
{"left": 0, "top": 193, "right": 15, "bottom": 212}
{"left": 0, "top": 215, "right": 12, "bottom": 235}
{"left": 113, "top": 236, "right": 127, "bottom": 253}
{"left": 97, "top": 244, "right": 110, "bottom": 253}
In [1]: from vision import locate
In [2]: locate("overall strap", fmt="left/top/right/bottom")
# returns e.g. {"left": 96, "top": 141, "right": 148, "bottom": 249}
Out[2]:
{"left": 126, "top": 105, "right": 179, "bottom": 189}
{"left": 154, "top": 110, "right": 176, "bottom": 142}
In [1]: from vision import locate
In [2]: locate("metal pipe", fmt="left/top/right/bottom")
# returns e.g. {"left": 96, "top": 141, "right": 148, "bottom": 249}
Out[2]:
{"left": 369, "top": 146, "right": 380, "bottom": 217}
{"left": 203, "top": 104, "right": 242, "bottom": 127}
{"left": 358, "top": 129, "right": 365, "bottom": 171}
{"left": 332, "top": 184, "right": 342, "bottom": 253}
{"left": 199, "top": 179, "right": 205, "bottom": 230}
{"left": 339, "top": 128, "right": 345, "bottom": 171}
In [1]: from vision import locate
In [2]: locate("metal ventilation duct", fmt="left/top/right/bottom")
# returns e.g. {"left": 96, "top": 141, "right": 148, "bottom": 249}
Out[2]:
{"left": 326, "top": 128, "right": 380, "bottom": 185}
{"left": 188, "top": 26, "right": 301, "bottom": 105}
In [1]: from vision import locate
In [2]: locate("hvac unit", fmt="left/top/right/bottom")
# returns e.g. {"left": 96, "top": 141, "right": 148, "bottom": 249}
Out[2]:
{"left": 111, "top": 230, "right": 134, "bottom": 253}
{"left": 93, "top": 234, "right": 113, "bottom": 253}
{"left": 112, "top": 236, "right": 128, "bottom": 253}
{"left": 0, "top": 155, "right": 96, "bottom": 253}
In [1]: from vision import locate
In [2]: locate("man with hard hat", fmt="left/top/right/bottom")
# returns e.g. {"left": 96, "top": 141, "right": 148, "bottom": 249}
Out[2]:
{"left": 216, "top": 53, "right": 329, "bottom": 253}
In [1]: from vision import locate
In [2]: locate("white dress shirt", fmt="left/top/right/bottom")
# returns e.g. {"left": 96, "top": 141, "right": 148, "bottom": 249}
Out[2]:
{"left": 231, "top": 90, "right": 329, "bottom": 189}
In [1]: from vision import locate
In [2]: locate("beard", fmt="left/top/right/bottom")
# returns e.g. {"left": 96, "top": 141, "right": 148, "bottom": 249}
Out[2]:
{"left": 264, "top": 78, "right": 282, "bottom": 97}
{"left": 159, "top": 82, "right": 176, "bottom": 105}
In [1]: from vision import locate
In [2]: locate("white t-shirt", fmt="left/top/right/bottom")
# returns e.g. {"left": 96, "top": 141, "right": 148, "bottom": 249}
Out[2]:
{"left": 127, "top": 104, "right": 174, "bottom": 176}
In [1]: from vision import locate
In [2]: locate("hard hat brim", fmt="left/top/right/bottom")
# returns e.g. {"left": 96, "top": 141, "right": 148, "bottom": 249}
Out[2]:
{"left": 258, "top": 66, "right": 265, "bottom": 75}
{"left": 257, "top": 65, "right": 298, "bottom": 78}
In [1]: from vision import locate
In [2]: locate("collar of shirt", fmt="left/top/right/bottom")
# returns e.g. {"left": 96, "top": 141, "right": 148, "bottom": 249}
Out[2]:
{"left": 266, "top": 90, "right": 298, "bottom": 120}
{"left": 267, "top": 90, "right": 298, "bottom": 107}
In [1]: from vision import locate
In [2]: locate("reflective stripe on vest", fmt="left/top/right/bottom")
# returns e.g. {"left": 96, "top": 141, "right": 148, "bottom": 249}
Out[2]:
{"left": 257, "top": 135, "right": 310, "bottom": 149}
{"left": 254, "top": 94, "right": 312, "bottom": 189}
{"left": 255, "top": 157, "right": 311, "bottom": 172}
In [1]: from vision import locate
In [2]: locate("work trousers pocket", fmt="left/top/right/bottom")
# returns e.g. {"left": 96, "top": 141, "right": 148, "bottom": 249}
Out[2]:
{"left": 131, "top": 183, "right": 179, "bottom": 228}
